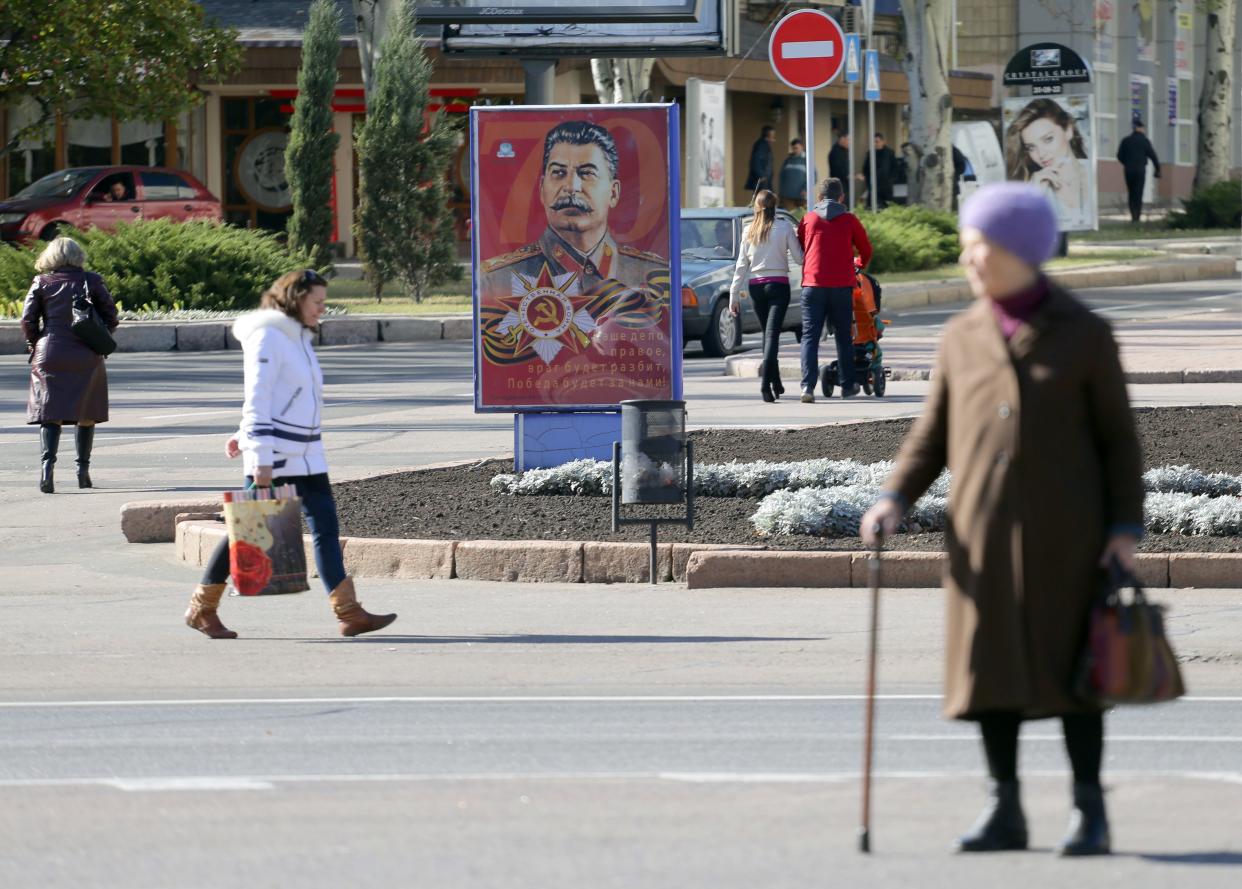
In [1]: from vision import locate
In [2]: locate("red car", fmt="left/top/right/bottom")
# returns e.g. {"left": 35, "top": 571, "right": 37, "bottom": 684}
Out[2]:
{"left": 0, "top": 166, "right": 222, "bottom": 244}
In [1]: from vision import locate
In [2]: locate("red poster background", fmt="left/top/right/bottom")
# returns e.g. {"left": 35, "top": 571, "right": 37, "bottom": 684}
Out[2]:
{"left": 473, "top": 106, "right": 674, "bottom": 411}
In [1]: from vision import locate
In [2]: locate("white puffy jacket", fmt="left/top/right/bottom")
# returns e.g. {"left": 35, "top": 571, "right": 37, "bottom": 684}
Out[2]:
{"left": 232, "top": 309, "right": 328, "bottom": 477}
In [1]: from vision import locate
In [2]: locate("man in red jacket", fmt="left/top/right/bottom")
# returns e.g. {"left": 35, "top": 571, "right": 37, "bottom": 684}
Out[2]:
{"left": 797, "top": 177, "right": 873, "bottom": 401}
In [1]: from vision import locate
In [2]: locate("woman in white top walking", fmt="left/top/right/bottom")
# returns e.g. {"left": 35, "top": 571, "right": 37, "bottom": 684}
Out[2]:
{"left": 729, "top": 189, "right": 804, "bottom": 401}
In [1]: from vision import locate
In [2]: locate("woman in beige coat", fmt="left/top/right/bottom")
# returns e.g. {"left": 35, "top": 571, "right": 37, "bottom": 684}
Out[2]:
{"left": 862, "top": 183, "right": 1144, "bottom": 857}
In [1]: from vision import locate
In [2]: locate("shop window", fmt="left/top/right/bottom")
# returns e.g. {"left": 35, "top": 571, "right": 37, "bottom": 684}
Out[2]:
{"left": 67, "top": 117, "right": 113, "bottom": 167}
{"left": 220, "top": 97, "right": 292, "bottom": 231}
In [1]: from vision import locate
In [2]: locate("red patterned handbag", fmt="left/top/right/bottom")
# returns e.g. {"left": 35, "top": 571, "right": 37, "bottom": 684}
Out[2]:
{"left": 1075, "top": 567, "right": 1186, "bottom": 705}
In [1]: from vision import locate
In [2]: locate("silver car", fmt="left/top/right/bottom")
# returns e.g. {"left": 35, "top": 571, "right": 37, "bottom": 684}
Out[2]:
{"left": 679, "top": 207, "right": 804, "bottom": 356}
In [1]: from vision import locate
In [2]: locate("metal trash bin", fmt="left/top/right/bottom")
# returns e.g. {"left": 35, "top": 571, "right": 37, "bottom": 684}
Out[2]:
{"left": 620, "top": 400, "right": 687, "bottom": 505}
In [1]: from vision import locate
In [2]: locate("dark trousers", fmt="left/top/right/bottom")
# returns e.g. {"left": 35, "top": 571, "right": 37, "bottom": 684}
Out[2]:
{"left": 202, "top": 473, "right": 347, "bottom": 594}
{"left": 978, "top": 711, "right": 1105, "bottom": 785}
{"left": 800, "top": 285, "right": 855, "bottom": 393}
{"left": 1124, "top": 168, "right": 1146, "bottom": 222}
{"left": 749, "top": 281, "right": 790, "bottom": 390}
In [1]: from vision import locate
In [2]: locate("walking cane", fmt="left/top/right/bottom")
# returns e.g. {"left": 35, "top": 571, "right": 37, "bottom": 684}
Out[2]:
{"left": 859, "top": 522, "right": 883, "bottom": 854}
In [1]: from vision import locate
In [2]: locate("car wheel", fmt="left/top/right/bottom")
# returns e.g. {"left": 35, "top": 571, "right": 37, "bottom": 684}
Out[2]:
{"left": 39, "top": 223, "right": 63, "bottom": 242}
{"left": 701, "top": 298, "right": 741, "bottom": 357}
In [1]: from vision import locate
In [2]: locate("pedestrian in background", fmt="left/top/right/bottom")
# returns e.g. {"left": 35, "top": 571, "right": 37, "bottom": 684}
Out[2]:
{"left": 730, "top": 189, "right": 804, "bottom": 402}
{"left": 777, "top": 138, "right": 807, "bottom": 211}
{"left": 828, "top": 131, "right": 853, "bottom": 196}
{"left": 185, "top": 269, "right": 397, "bottom": 640}
{"left": 862, "top": 182, "right": 1144, "bottom": 857}
{"left": 1116, "top": 118, "right": 1161, "bottom": 224}
{"left": 796, "top": 178, "right": 872, "bottom": 402}
{"left": 21, "top": 237, "right": 118, "bottom": 493}
{"left": 745, "top": 125, "right": 775, "bottom": 194}
{"left": 860, "top": 133, "right": 896, "bottom": 208}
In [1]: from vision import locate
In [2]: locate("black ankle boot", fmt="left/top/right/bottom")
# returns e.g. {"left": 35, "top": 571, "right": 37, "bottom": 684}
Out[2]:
{"left": 39, "top": 423, "right": 61, "bottom": 494}
{"left": 1057, "top": 782, "right": 1111, "bottom": 856}
{"left": 759, "top": 361, "right": 775, "bottom": 402}
{"left": 75, "top": 425, "right": 94, "bottom": 488}
{"left": 772, "top": 377, "right": 784, "bottom": 398}
{"left": 956, "top": 780, "right": 1028, "bottom": 852}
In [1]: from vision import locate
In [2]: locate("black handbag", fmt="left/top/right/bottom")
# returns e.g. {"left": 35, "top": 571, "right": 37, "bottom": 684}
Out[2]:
{"left": 71, "top": 279, "right": 116, "bottom": 356}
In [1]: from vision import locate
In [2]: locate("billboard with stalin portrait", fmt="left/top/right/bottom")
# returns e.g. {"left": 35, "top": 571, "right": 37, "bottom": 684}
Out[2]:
{"left": 471, "top": 105, "right": 681, "bottom": 412}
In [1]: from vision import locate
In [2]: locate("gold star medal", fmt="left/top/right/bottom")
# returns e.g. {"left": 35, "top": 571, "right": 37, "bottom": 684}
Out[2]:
{"left": 496, "top": 263, "right": 598, "bottom": 365}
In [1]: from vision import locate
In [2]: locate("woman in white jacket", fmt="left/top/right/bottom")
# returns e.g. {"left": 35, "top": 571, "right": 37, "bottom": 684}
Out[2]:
{"left": 729, "top": 189, "right": 804, "bottom": 401}
{"left": 185, "top": 270, "right": 396, "bottom": 639}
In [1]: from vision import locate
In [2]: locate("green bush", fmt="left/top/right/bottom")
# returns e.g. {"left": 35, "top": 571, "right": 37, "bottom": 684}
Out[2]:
{"left": 854, "top": 206, "right": 960, "bottom": 274}
{"left": 0, "top": 220, "right": 318, "bottom": 317}
{"left": 1168, "top": 180, "right": 1242, "bottom": 229}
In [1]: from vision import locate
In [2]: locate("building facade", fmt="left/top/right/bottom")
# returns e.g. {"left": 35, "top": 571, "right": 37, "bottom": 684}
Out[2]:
{"left": 9, "top": 2, "right": 1227, "bottom": 255}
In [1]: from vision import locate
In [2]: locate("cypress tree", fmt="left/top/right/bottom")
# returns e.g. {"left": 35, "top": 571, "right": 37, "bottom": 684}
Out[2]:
{"left": 354, "top": 0, "right": 461, "bottom": 302}
{"left": 285, "top": 0, "right": 341, "bottom": 271}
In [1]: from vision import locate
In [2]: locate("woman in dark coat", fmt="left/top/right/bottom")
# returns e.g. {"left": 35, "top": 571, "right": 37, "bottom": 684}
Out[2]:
{"left": 21, "top": 237, "right": 119, "bottom": 493}
{"left": 862, "top": 183, "right": 1144, "bottom": 857}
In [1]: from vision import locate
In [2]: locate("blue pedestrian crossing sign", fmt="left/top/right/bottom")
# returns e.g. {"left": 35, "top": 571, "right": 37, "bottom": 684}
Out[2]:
{"left": 864, "top": 49, "right": 881, "bottom": 101}
{"left": 845, "top": 34, "right": 861, "bottom": 84}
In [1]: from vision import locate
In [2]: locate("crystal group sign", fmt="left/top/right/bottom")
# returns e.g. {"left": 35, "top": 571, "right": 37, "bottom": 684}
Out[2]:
{"left": 1003, "top": 43, "right": 1091, "bottom": 96}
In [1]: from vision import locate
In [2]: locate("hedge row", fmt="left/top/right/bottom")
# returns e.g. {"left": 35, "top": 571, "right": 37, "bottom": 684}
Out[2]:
{"left": 0, "top": 220, "right": 320, "bottom": 317}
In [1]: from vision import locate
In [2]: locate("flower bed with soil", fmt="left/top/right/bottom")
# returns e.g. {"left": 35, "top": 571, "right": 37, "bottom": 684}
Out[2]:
{"left": 333, "top": 406, "right": 1242, "bottom": 554}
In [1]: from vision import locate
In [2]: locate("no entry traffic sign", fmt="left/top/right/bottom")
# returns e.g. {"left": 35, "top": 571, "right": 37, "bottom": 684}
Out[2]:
{"left": 768, "top": 9, "right": 847, "bottom": 92}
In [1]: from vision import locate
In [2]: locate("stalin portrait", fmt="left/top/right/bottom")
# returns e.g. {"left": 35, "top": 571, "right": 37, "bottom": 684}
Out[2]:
{"left": 479, "top": 120, "right": 668, "bottom": 302}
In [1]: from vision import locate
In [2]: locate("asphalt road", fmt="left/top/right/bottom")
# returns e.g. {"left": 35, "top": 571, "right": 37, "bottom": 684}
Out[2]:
{"left": 0, "top": 276, "right": 1239, "bottom": 887}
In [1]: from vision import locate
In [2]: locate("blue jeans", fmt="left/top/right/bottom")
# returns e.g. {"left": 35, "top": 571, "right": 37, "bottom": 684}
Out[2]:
{"left": 800, "top": 286, "right": 856, "bottom": 392}
{"left": 202, "top": 473, "right": 347, "bottom": 594}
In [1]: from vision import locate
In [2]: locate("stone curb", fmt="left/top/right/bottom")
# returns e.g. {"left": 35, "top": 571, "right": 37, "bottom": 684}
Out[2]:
{"left": 162, "top": 517, "right": 1238, "bottom": 589}
{"left": 722, "top": 357, "right": 1242, "bottom": 385}
{"left": 0, "top": 313, "right": 473, "bottom": 356}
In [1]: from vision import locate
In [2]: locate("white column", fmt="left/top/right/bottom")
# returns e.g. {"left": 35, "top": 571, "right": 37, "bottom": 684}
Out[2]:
{"left": 204, "top": 93, "right": 223, "bottom": 203}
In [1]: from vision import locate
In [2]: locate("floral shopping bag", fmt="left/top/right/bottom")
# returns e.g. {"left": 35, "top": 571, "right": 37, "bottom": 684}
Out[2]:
{"left": 222, "top": 485, "right": 310, "bottom": 596}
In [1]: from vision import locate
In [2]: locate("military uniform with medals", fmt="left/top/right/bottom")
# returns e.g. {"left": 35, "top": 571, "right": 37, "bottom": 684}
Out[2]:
{"left": 479, "top": 227, "right": 666, "bottom": 300}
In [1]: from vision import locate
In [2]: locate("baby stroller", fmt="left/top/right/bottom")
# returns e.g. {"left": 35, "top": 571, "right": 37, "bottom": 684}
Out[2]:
{"left": 818, "top": 268, "right": 892, "bottom": 398}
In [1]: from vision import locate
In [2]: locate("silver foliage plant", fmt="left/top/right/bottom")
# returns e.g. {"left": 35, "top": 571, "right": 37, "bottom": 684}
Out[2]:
{"left": 1144, "top": 492, "right": 1242, "bottom": 536}
{"left": 750, "top": 486, "right": 949, "bottom": 538}
{"left": 753, "top": 488, "right": 1241, "bottom": 539}
{"left": 493, "top": 458, "right": 1242, "bottom": 501}
{"left": 491, "top": 458, "right": 950, "bottom": 499}
{"left": 1143, "top": 465, "right": 1242, "bottom": 498}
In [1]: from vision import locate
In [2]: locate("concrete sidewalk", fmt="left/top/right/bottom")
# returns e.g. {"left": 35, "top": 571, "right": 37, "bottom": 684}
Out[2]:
{"left": 727, "top": 313, "right": 1242, "bottom": 384}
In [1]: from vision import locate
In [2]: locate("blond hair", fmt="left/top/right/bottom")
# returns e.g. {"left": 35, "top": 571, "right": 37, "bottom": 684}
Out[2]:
{"left": 35, "top": 237, "right": 87, "bottom": 273}
{"left": 745, "top": 189, "right": 777, "bottom": 246}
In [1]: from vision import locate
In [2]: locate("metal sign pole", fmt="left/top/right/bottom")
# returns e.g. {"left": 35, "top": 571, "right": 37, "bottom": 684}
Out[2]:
{"left": 848, "top": 81, "right": 856, "bottom": 207}
{"left": 805, "top": 91, "right": 816, "bottom": 211}
{"left": 868, "top": 99, "right": 877, "bottom": 212}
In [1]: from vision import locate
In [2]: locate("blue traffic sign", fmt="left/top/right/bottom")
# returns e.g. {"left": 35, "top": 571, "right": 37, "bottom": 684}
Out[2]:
{"left": 864, "top": 49, "right": 881, "bottom": 101}
{"left": 845, "top": 34, "right": 861, "bottom": 84}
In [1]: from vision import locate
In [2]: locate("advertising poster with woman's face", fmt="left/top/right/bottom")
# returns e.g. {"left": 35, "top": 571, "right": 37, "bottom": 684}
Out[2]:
{"left": 1003, "top": 95, "right": 1097, "bottom": 232}
{"left": 470, "top": 105, "right": 680, "bottom": 411}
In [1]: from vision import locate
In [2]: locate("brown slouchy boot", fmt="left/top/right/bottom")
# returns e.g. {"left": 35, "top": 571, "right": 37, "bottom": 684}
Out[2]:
{"left": 328, "top": 577, "right": 397, "bottom": 637}
{"left": 185, "top": 583, "right": 238, "bottom": 639}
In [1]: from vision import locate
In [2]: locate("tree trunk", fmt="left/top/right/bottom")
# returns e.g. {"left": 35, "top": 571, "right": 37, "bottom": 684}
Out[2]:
{"left": 1194, "top": 2, "right": 1236, "bottom": 190}
{"left": 352, "top": 0, "right": 394, "bottom": 101}
{"left": 590, "top": 59, "right": 654, "bottom": 103}
{"left": 899, "top": 0, "right": 954, "bottom": 209}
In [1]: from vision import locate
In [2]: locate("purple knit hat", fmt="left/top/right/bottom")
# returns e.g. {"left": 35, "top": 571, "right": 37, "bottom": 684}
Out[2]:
{"left": 959, "top": 182, "right": 1059, "bottom": 268}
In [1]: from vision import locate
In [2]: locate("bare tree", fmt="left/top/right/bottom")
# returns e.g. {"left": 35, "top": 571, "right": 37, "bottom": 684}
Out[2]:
{"left": 899, "top": 0, "right": 955, "bottom": 208}
{"left": 1194, "top": 0, "right": 1237, "bottom": 189}
{"left": 590, "top": 59, "right": 655, "bottom": 103}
